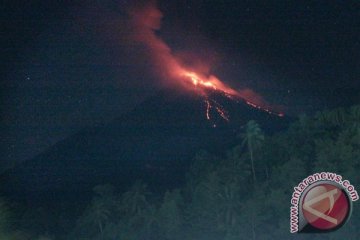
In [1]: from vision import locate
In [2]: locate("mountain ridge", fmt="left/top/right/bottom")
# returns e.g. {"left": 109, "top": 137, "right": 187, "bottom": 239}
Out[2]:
{"left": 0, "top": 88, "right": 291, "bottom": 207}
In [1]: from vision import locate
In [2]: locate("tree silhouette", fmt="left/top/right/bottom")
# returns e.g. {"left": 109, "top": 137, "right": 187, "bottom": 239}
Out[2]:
{"left": 120, "top": 180, "right": 149, "bottom": 218}
{"left": 158, "top": 190, "right": 183, "bottom": 240}
{"left": 76, "top": 184, "right": 116, "bottom": 240}
{"left": 16, "top": 104, "right": 359, "bottom": 239}
{"left": 240, "top": 120, "right": 264, "bottom": 182}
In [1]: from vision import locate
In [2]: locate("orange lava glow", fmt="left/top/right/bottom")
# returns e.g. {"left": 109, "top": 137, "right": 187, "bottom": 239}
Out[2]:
{"left": 205, "top": 99, "right": 211, "bottom": 120}
{"left": 128, "top": 3, "right": 285, "bottom": 124}
{"left": 177, "top": 68, "right": 284, "bottom": 120}
{"left": 180, "top": 71, "right": 238, "bottom": 96}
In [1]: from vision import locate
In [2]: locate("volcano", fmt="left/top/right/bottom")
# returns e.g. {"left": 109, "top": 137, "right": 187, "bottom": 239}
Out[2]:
{"left": 0, "top": 88, "right": 290, "bottom": 220}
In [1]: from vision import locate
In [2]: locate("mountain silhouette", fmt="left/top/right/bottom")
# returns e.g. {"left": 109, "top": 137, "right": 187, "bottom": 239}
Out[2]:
{"left": 0, "top": 88, "right": 290, "bottom": 212}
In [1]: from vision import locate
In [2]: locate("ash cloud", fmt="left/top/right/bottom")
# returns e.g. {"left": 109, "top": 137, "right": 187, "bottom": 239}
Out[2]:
{"left": 126, "top": 1, "right": 186, "bottom": 86}
{"left": 82, "top": 0, "right": 283, "bottom": 113}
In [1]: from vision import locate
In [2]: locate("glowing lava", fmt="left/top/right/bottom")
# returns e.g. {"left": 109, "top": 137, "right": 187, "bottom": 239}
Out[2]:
{"left": 177, "top": 69, "right": 284, "bottom": 122}
{"left": 128, "top": 3, "right": 284, "bottom": 124}
{"left": 204, "top": 98, "right": 229, "bottom": 122}
{"left": 181, "top": 71, "right": 238, "bottom": 96}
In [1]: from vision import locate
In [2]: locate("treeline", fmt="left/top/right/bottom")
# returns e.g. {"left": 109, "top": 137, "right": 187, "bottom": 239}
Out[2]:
{"left": 1, "top": 105, "right": 360, "bottom": 239}
{"left": 70, "top": 105, "right": 360, "bottom": 240}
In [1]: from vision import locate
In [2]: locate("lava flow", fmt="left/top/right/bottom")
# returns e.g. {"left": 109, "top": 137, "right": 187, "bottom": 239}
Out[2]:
{"left": 128, "top": 3, "right": 284, "bottom": 124}
{"left": 177, "top": 69, "right": 284, "bottom": 122}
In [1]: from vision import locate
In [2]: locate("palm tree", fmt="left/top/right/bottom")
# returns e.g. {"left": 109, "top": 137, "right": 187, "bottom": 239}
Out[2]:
{"left": 77, "top": 185, "right": 115, "bottom": 240}
{"left": 121, "top": 181, "right": 149, "bottom": 215}
{"left": 240, "top": 120, "right": 264, "bottom": 182}
{"left": 120, "top": 180, "right": 151, "bottom": 231}
{"left": 158, "top": 190, "right": 183, "bottom": 239}
{"left": 218, "top": 182, "right": 242, "bottom": 237}
{"left": 92, "top": 199, "right": 110, "bottom": 239}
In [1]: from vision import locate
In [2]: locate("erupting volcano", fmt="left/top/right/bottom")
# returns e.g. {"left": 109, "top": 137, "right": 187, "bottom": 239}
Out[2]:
{"left": 129, "top": 2, "right": 284, "bottom": 124}
{"left": 179, "top": 70, "right": 284, "bottom": 122}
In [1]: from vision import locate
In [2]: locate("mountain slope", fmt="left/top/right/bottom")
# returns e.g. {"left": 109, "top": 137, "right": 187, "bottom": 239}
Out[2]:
{"left": 0, "top": 89, "right": 290, "bottom": 208}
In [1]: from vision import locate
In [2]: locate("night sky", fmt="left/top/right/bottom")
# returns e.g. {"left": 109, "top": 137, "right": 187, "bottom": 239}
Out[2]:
{"left": 2, "top": 0, "right": 359, "bottom": 171}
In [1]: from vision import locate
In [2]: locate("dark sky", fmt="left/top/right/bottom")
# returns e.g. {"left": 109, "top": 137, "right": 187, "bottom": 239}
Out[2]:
{"left": 1, "top": 0, "right": 359, "bottom": 170}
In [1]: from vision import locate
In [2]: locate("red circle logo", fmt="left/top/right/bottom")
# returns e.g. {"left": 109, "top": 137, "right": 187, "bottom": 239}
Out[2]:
{"left": 302, "top": 183, "right": 350, "bottom": 231}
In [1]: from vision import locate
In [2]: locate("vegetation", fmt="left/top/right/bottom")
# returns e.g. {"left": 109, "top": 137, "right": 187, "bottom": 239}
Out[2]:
{"left": 1, "top": 105, "right": 360, "bottom": 239}
{"left": 69, "top": 105, "right": 360, "bottom": 240}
